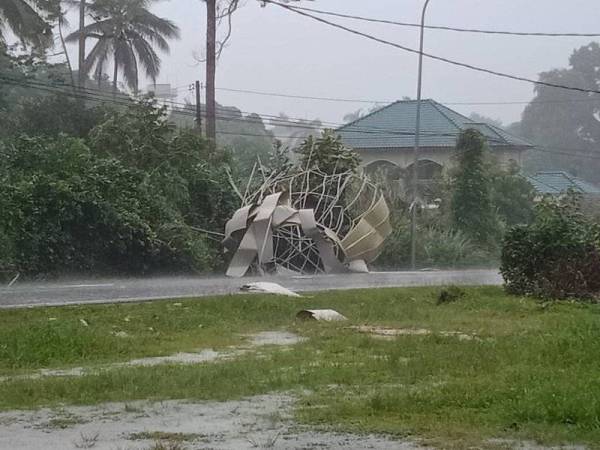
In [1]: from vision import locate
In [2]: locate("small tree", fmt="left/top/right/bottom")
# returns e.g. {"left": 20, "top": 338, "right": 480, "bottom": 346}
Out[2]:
{"left": 296, "top": 130, "right": 360, "bottom": 175}
{"left": 490, "top": 161, "right": 535, "bottom": 227}
{"left": 451, "top": 129, "right": 499, "bottom": 247}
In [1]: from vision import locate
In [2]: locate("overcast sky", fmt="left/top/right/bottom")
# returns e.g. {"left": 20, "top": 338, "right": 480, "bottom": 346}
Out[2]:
{"left": 65, "top": 0, "right": 600, "bottom": 127}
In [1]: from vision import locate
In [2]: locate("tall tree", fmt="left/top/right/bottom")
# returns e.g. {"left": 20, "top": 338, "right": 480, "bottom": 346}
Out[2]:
{"left": 36, "top": 0, "right": 75, "bottom": 85}
{"left": 520, "top": 42, "right": 600, "bottom": 182}
{"left": 67, "top": 0, "right": 180, "bottom": 92}
{"left": 451, "top": 129, "right": 499, "bottom": 247}
{"left": 0, "top": 0, "right": 52, "bottom": 48}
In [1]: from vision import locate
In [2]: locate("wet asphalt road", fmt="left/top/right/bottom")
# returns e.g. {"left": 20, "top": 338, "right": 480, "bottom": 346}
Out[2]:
{"left": 0, "top": 270, "right": 502, "bottom": 309}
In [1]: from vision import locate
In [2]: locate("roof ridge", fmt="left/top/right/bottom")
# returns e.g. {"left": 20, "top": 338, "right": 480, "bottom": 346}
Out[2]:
{"left": 427, "top": 100, "right": 462, "bottom": 131}
{"left": 337, "top": 100, "right": 404, "bottom": 131}
{"left": 470, "top": 122, "right": 506, "bottom": 141}
{"left": 487, "top": 123, "right": 534, "bottom": 147}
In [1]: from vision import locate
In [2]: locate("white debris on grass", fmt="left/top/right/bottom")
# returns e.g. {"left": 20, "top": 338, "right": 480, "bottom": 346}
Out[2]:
{"left": 240, "top": 282, "right": 302, "bottom": 297}
{"left": 296, "top": 309, "right": 348, "bottom": 321}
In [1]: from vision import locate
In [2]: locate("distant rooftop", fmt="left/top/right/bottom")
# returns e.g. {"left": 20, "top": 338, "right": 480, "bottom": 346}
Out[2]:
{"left": 337, "top": 99, "right": 533, "bottom": 150}
{"left": 526, "top": 171, "right": 600, "bottom": 195}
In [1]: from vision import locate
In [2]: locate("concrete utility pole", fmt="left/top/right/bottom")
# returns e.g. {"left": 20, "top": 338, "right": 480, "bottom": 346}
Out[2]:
{"left": 195, "top": 80, "right": 203, "bottom": 134}
{"left": 410, "top": 0, "right": 431, "bottom": 270}
{"left": 78, "top": 0, "right": 86, "bottom": 88}
{"left": 205, "top": 0, "right": 217, "bottom": 144}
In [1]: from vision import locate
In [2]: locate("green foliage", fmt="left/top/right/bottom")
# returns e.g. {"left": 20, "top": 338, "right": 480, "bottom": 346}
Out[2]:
{"left": 374, "top": 213, "right": 411, "bottom": 269}
{"left": 266, "top": 139, "right": 293, "bottom": 176}
{"left": 520, "top": 42, "right": 600, "bottom": 182}
{"left": 490, "top": 162, "right": 535, "bottom": 227}
{"left": 0, "top": 134, "right": 219, "bottom": 275}
{"left": 501, "top": 193, "right": 600, "bottom": 299}
{"left": 7, "top": 94, "right": 108, "bottom": 138}
{"left": 3, "top": 287, "right": 600, "bottom": 447}
{"left": 89, "top": 98, "right": 237, "bottom": 234}
{"left": 296, "top": 130, "right": 360, "bottom": 175}
{"left": 170, "top": 104, "right": 275, "bottom": 177}
{"left": 437, "top": 285, "right": 465, "bottom": 305}
{"left": 423, "top": 227, "right": 475, "bottom": 267}
{"left": 0, "top": 0, "right": 53, "bottom": 49}
{"left": 89, "top": 97, "right": 174, "bottom": 170}
{"left": 66, "top": 0, "right": 180, "bottom": 91}
{"left": 0, "top": 97, "right": 239, "bottom": 276}
{"left": 451, "top": 129, "right": 500, "bottom": 248}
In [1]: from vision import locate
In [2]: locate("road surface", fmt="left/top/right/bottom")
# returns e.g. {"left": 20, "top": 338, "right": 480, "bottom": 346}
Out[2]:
{"left": 0, "top": 269, "right": 502, "bottom": 309}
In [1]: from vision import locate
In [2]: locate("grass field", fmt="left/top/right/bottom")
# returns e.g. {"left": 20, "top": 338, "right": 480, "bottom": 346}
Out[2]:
{"left": 1, "top": 286, "right": 600, "bottom": 448}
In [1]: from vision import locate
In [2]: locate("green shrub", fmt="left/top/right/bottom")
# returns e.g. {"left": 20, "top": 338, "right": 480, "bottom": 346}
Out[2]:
{"left": 0, "top": 135, "right": 221, "bottom": 275}
{"left": 437, "top": 285, "right": 465, "bottom": 305}
{"left": 501, "top": 194, "right": 600, "bottom": 299}
{"left": 423, "top": 228, "right": 474, "bottom": 267}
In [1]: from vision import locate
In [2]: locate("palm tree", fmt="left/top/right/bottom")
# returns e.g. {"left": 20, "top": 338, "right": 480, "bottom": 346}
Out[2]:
{"left": 67, "top": 0, "right": 179, "bottom": 93}
{"left": 0, "top": 0, "right": 52, "bottom": 48}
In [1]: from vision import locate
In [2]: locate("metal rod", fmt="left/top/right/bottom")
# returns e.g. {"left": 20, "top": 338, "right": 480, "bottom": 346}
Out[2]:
{"left": 410, "top": 0, "right": 431, "bottom": 270}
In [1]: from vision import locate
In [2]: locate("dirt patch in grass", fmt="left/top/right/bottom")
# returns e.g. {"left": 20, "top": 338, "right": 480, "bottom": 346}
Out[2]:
{"left": 0, "top": 394, "right": 423, "bottom": 449}
{"left": 1, "top": 331, "right": 305, "bottom": 382}
{"left": 2, "top": 287, "right": 600, "bottom": 448}
{"left": 348, "top": 325, "right": 477, "bottom": 341}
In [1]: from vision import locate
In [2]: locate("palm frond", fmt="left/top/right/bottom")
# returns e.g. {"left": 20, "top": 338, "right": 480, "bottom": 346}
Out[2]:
{"left": 0, "top": 0, "right": 52, "bottom": 48}
{"left": 133, "top": 9, "right": 180, "bottom": 40}
{"left": 65, "top": 19, "right": 114, "bottom": 42}
{"left": 129, "top": 33, "right": 160, "bottom": 82}
{"left": 82, "top": 37, "right": 112, "bottom": 78}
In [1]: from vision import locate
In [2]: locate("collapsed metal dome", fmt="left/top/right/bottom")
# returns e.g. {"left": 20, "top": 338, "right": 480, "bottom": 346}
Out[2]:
{"left": 223, "top": 167, "right": 392, "bottom": 277}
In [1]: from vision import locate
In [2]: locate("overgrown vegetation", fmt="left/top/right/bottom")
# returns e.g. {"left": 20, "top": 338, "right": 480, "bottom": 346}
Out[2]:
{"left": 451, "top": 129, "right": 500, "bottom": 248}
{"left": 0, "top": 45, "right": 239, "bottom": 275}
{"left": 1, "top": 287, "right": 600, "bottom": 448}
{"left": 375, "top": 129, "right": 535, "bottom": 269}
{"left": 501, "top": 193, "right": 600, "bottom": 299}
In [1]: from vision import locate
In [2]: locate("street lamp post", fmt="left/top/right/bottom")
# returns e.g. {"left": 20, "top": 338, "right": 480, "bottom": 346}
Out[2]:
{"left": 410, "top": 0, "right": 431, "bottom": 270}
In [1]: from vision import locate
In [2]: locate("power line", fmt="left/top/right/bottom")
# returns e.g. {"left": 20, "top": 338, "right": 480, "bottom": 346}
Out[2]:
{"left": 3, "top": 75, "right": 600, "bottom": 162}
{"left": 286, "top": 4, "right": 600, "bottom": 38}
{"left": 0, "top": 75, "right": 466, "bottom": 138}
{"left": 0, "top": 75, "right": 446, "bottom": 140}
{"left": 531, "top": 146, "right": 600, "bottom": 161}
{"left": 263, "top": 0, "right": 600, "bottom": 97}
{"left": 213, "top": 85, "right": 600, "bottom": 107}
{"left": 214, "top": 86, "right": 391, "bottom": 104}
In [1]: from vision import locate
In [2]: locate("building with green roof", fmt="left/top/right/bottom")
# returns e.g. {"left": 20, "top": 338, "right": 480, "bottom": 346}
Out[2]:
{"left": 526, "top": 171, "right": 600, "bottom": 196}
{"left": 337, "top": 99, "right": 534, "bottom": 185}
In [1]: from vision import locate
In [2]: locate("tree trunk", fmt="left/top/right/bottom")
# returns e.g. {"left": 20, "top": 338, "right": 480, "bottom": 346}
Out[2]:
{"left": 112, "top": 54, "right": 118, "bottom": 95}
{"left": 205, "top": 0, "right": 217, "bottom": 144}
{"left": 78, "top": 0, "right": 86, "bottom": 88}
{"left": 58, "top": 16, "right": 75, "bottom": 90}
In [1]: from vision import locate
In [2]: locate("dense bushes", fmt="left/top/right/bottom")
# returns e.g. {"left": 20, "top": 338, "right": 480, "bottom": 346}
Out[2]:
{"left": 0, "top": 135, "right": 221, "bottom": 275}
{"left": 501, "top": 194, "right": 600, "bottom": 299}
{"left": 0, "top": 98, "right": 239, "bottom": 276}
